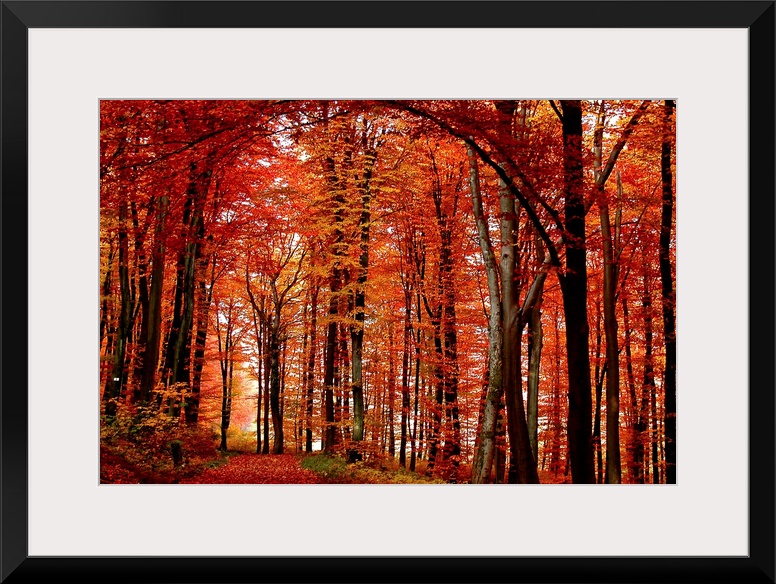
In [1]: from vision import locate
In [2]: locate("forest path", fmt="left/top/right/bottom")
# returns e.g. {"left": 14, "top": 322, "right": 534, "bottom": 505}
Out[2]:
{"left": 180, "top": 453, "right": 325, "bottom": 484}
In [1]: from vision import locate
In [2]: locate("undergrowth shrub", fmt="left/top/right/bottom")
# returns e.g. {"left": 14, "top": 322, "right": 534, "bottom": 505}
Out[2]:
{"left": 100, "top": 401, "right": 221, "bottom": 483}
{"left": 300, "top": 453, "right": 446, "bottom": 484}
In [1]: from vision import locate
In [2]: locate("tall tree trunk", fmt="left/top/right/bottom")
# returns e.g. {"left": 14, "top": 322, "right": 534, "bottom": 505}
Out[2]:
{"left": 621, "top": 291, "right": 640, "bottom": 482}
{"left": 429, "top": 171, "right": 461, "bottom": 474}
{"left": 388, "top": 324, "right": 396, "bottom": 457}
{"left": 558, "top": 100, "right": 595, "bottom": 484}
{"left": 262, "top": 315, "right": 271, "bottom": 454}
{"left": 252, "top": 311, "right": 263, "bottom": 454}
{"left": 549, "top": 306, "right": 563, "bottom": 477}
{"left": 100, "top": 241, "right": 116, "bottom": 352}
{"left": 350, "top": 145, "right": 376, "bottom": 445}
{"left": 186, "top": 251, "right": 213, "bottom": 424}
{"left": 269, "top": 318, "right": 283, "bottom": 454}
{"left": 467, "top": 145, "right": 504, "bottom": 484}
{"left": 103, "top": 199, "right": 132, "bottom": 418}
{"left": 425, "top": 328, "right": 444, "bottom": 475}
{"left": 640, "top": 269, "right": 655, "bottom": 483}
{"left": 304, "top": 284, "right": 319, "bottom": 453}
{"left": 322, "top": 158, "right": 343, "bottom": 455}
{"left": 526, "top": 241, "right": 545, "bottom": 462}
{"left": 661, "top": 100, "right": 677, "bottom": 484}
{"left": 217, "top": 303, "right": 234, "bottom": 452}
{"left": 399, "top": 299, "right": 412, "bottom": 468}
{"left": 593, "top": 302, "right": 604, "bottom": 484}
{"left": 500, "top": 175, "right": 539, "bottom": 484}
{"left": 651, "top": 375, "right": 660, "bottom": 483}
{"left": 139, "top": 194, "right": 168, "bottom": 403}
{"left": 129, "top": 199, "right": 151, "bottom": 403}
{"left": 410, "top": 291, "right": 423, "bottom": 472}
{"left": 163, "top": 159, "right": 212, "bottom": 417}
{"left": 593, "top": 106, "right": 623, "bottom": 484}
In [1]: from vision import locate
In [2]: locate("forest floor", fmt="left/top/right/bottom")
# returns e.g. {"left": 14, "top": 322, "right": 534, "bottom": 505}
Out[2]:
{"left": 179, "top": 454, "right": 325, "bottom": 484}
{"left": 101, "top": 446, "right": 449, "bottom": 485}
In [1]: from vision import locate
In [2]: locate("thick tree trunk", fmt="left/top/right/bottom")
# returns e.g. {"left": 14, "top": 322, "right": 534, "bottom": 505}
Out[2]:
{"left": 558, "top": 100, "right": 596, "bottom": 484}
{"left": 661, "top": 100, "right": 677, "bottom": 484}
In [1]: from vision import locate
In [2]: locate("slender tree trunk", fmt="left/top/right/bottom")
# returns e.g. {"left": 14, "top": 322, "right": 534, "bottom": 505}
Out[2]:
{"left": 103, "top": 199, "right": 132, "bottom": 418}
{"left": 494, "top": 395, "right": 507, "bottom": 483}
{"left": 399, "top": 302, "right": 411, "bottom": 467}
{"left": 592, "top": 108, "right": 623, "bottom": 484}
{"left": 661, "top": 100, "right": 677, "bottom": 484}
{"left": 217, "top": 304, "right": 234, "bottom": 452}
{"left": 549, "top": 306, "right": 563, "bottom": 477}
{"left": 269, "top": 319, "right": 283, "bottom": 454}
{"left": 186, "top": 251, "right": 212, "bottom": 424}
{"left": 350, "top": 146, "right": 375, "bottom": 445}
{"left": 651, "top": 375, "right": 660, "bottom": 483}
{"left": 304, "top": 284, "right": 319, "bottom": 453}
{"left": 425, "top": 328, "right": 444, "bottom": 475}
{"left": 163, "top": 159, "right": 212, "bottom": 418}
{"left": 593, "top": 303, "right": 604, "bottom": 484}
{"left": 526, "top": 239, "right": 545, "bottom": 461}
{"left": 387, "top": 321, "right": 396, "bottom": 457}
{"left": 139, "top": 194, "right": 168, "bottom": 403}
{"left": 622, "top": 291, "right": 639, "bottom": 482}
{"left": 322, "top": 196, "right": 343, "bottom": 454}
{"left": 100, "top": 241, "right": 116, "bottom": 352}
{"left": 410, "top": 292, "right": 422, "bottom": 472}
{"left": 431, "top": 178, "right": 462, "bottom": 473}
{"left": 467, "top": 146, "right": 504, "bottom": 484}
{"left": 129, "top": 199, "right": 151, "bottom": 403}
{"left": 262, "top": 319, "right": 270, "bottom": 454}
{"left": 499, "top": 176, "right": 539, "bottom": 484}
{"left": 640, "top": 270, "right": 655, "bottom": 483}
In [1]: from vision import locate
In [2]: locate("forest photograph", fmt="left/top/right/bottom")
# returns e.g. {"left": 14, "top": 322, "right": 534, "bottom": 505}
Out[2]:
{"left": 99, "top": 98, "right": 676, "bottom": 485}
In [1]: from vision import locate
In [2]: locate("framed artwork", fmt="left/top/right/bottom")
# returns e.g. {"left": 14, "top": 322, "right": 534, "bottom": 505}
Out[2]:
{"left": 2, "top": 1, "right": 773, "bottom": 582}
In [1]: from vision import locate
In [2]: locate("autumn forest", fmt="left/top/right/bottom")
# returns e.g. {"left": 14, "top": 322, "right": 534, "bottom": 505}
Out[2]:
{"left": 99, "top": 99, "right": 676, "bottom": 485}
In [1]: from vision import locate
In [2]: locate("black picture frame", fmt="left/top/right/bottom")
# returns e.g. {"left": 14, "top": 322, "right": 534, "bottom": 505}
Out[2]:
{"left": 2, "top": 2, "right": 773, "bottom": 583}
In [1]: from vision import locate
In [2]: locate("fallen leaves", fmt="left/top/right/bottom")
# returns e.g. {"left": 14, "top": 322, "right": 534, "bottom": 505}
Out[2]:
{"left": 180, "top": 454, "right": 325, "bottom": 484}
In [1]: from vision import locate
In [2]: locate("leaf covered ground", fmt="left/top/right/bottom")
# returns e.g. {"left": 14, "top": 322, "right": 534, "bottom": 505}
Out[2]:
{"left": 179, "top": 454, "right": 325, "bottom": 484}
{"left": 102, "top": 448, "right": 448, "bottom": 485}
